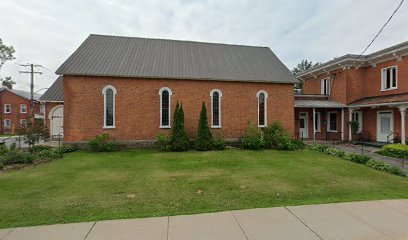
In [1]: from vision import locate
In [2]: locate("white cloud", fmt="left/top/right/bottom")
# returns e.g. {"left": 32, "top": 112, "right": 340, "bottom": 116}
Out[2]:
{"left": 0, "top": 0, "right": 407, "bottom": 92}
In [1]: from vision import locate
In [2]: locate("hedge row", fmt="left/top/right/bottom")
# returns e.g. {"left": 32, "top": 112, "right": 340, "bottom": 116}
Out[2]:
{"left": 309, "top": 144, "right": 406, "bottom": 177}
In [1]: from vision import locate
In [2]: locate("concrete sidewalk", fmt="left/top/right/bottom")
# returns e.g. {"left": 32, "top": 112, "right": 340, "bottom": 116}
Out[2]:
{"left": 1, "top": 199, "right": 407, "bottom": 240}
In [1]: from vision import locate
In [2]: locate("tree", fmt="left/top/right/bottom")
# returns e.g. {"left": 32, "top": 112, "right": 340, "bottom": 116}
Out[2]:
{"left": 195, "top": 102, "right": 213, "bottom": 151}
{"left": 16, "top": 117, "right": 49, "bottom": 149}
{"left": 1, "top": 76, "right": 15, "bottom": 89}
{"left": 0, "top": 38, "right": 16, "bottom": 88}
{"left": 170, "top": 102, "right": 190, "bottom": 151}
{"left": 292, "top": 60, "right": 320, "bottom": 91}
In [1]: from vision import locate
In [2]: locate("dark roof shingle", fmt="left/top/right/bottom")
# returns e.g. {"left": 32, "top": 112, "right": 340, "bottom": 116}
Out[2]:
{"left": 56, "top": 34, "right": 296, "bottom": 84}
{"left": 39, "top": 76, "right": 63, "bottom": 102}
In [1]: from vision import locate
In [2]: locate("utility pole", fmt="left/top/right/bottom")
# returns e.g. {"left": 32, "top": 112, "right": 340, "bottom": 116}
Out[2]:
{"left": 20, "top": 64, "right": 43, "bottom": 115}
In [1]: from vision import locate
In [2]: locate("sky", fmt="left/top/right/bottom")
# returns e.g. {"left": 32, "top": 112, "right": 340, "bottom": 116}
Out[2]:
{"left": 1, "top": 0, "right": 407, "bottom": 93}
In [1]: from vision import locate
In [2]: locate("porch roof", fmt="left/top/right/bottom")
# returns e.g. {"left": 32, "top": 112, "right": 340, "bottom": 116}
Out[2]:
{"left": 295, "top": 100, "right": 347, "bottom": 108}
{"left": 349, "top": 93, "right": 408, "bottom": 108}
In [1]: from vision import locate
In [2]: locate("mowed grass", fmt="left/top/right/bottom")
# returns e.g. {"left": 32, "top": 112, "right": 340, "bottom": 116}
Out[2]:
{"left": 0, "top": 149, "right": 407, "bottom": 228}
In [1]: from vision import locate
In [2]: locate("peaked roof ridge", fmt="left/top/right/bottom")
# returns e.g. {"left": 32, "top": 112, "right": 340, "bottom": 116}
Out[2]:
{"left": 0, "top": 87, "right": 41, "bottom": 100}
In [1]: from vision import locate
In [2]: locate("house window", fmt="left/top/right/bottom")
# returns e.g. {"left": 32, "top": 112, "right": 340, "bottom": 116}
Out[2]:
{"left": 257, "top": 90, "right": 268, "bottom": 127}
{"left": 20, "top": 104, "right": 27, "bottom": 113}
{"left": 102, "top": 85, "right": 117, "bottom": 128}
{"left": 20, "top": 119, "right": 27, "bottom": 127}
{"left": 381, "top": 66, "right": 397, "bottom": 91}
{"left": 4, "top": 104, "right": 11, "bottom": 113}
{"left": 327, "top": 112, "right": 338, "bottom": 132}
{"left": 352, "top": 111, "right": 363, "bottom": 133}
{"left": 321, "top": 78, "right": 330, "bottom": 95}
{"left": 210, "top": 89, "right": 222, "bottom": 128}
{"left": 4, "top": 119, "right": 11, "bottom": 129}
{"left": 159, "top": 87, "right": 172, "bottom": 128}
{"left": 314, "top": 112, "right": 321, "bottom": 132}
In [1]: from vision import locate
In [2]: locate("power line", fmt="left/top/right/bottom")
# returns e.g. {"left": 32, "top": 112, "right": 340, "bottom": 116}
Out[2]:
{"left": 19, "top": 64, "right": 43, "bottom": 114}
{"left": 355, "top": 0, "right": 405, "bottom": 60}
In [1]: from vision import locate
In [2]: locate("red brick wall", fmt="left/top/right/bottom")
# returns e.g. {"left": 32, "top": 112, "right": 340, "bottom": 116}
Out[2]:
{"left": 63, "top": 76, "right": 295, "bottom": 142}
{"left": 0, "top": 90, "right": 41, "bottom": 134}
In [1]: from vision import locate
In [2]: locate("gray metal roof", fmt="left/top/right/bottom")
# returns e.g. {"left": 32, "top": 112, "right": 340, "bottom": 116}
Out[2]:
{"left": 0, "top": 88, "right": 41, "bottom": 101}
{"left": 295, "top": 100, "right": 347, "bottom": 108}
{"left": 56, "top": 34, "right": 297, "bottom": 84}
{"left": 39, "top": 76, "right": 63, "bottom": 102}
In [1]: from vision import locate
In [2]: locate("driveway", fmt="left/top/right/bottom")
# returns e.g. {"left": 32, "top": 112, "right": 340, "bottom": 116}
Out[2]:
{"left": 1, "top": 199, "right": 407, "bottom": 240}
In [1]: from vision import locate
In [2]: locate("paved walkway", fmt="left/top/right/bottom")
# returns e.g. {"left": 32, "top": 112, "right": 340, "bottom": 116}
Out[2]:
{"left": 1, "top": 200, "right": 407, "bottom": 240}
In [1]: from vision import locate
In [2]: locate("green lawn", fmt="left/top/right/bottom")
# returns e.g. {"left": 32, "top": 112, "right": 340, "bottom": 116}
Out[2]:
{"left": 0, "top": 149, "right": 407, "bottom": 228}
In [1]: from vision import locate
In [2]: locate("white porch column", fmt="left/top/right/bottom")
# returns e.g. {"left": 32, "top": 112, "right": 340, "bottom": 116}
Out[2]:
{"left": 312, "top": 108, "right": 316, "bottom": 142}
{"left": 398, "top": 105, "right": 408, "bottom": 144}
{"left": 341, "top": 108, "right": 344, "bottom": 141}
{"left": 348, "top": 108, "right": 354, "bottom": 142}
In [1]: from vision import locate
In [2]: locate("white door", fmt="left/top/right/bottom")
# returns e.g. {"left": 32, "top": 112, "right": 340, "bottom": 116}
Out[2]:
{"left": 377, "top": 111, "right": 393, "bottom": 142}
{"left": 299, "top": 113, "right": 308, "bottom": 139}
{"left": 50, "top": 106, "right": 64, "bottom": 139}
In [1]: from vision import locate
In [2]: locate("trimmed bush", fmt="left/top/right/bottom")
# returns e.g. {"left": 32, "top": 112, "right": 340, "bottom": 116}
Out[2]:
{"left": 291, "top": 139, "right": 305, "bottom": 150}
{"left": 309, "top": 144, "right": 329, "bottom": 152}
{"left": 366, "top": 159, "right": 406, "bottom": 177}
{"left": 212, "top": 138, "right": 226, "bottom": 150}
{"left": 380, "top": 144, "right": 408, "bottom": 159}
{"left": 156, "top": 133, "right": 171, "bottom": 151}
{"left": 324, "top": 147, "right": 346, "bottom": 158}
{"left": 170, "top": 102, "right": 190, "bottom": 151}
{"left": 31, "top": 145, "right": 52, "bottom": 153}
{"left": 88, "top": 134, "right": 116, "bottom": 152}
{"left": 195, "top": 103, "right": 213, "bottom": 151}
{"left": 242, "top": 121, "right": 264, "bottom": 150}
{"left": 0, "top": 151, "right": 36, "bottom": 165}
{"left": 38, "top": 149, "right": 63, "bottom": 159}
{"left": 343, "top": 152, "right": 370, "bottom": 164}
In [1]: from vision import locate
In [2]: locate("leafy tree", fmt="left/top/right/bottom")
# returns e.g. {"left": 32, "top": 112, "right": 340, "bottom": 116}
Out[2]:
{"left": 16, "top": 117, "right": 49, "bottom": 149}
{"left": 0, "top": 38, "right": 16, "bottom": 88}
{"left": 170, "top": 102, "right": 190, "bottom": 151}
{"left": 1, "top": 76, "right": 15, "bottom": 89}
{"left": 292, "top": 60, "right": 320, "bottom": 91}
{"left": 195, "top": 102, "right": 213, "bottom": 151}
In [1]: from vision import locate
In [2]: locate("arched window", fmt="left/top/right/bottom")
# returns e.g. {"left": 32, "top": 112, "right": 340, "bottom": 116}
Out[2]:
{"left": 159, "top": 87, "right": 172, "bottom": 128}
{"left": 102, "top": 85, "right": 117, "bottom": 128}
{"left": 210, "top": 89, "right": 222, "bottom": 128}
{"left": 257, "top": 90, "right": 268, "bottom": 127}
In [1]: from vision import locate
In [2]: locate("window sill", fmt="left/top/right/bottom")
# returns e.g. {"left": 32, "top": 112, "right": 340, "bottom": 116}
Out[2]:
{"left": 103, "top": 126, "right": 116, "bottom": 129}
{"left": 211, "top": 126, "right": 222, "bottom": 129}
{"left": 258, "top": 125, "right": 267, "bottom": 128}
{"left": 160, "top": 126, "right": 171, "bottom": 129}
{"left": 381, "top": 87, "right": 397, "bottom": 92}
{"left": 327, "top": 130, "right": 338, "bottom": 133}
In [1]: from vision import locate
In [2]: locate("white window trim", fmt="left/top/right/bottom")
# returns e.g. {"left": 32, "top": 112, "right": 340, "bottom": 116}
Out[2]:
{"left": 159, "top": 87, "right": 172, "bottom": 128}
{"left": 4, "top": 119, "right": 11, "bottom": 129}
{"left": 210, "top": 89, "right": 222, "bottom": 128}
{"left": 4, "top": 104, "right": 10, "bottom": 114}
{"left": 256, "top": 90, "right": 268, "bottom": 127}
{"left": 102, "top": 85, "right": 117, "bottom": 129}
{"left": 20, "top": 104, "right": 27, "bottom": 113}
{"left": 315, "top": 112, "right": 321, "bottom": 132}
{"left": 381, "top": 65, "right": 398, "bottom": 91}
{"left": 352, "top": 111, "right": 363, "bottom": 133}
{"left": 321, "top": 78, "right": 330, "bottom": 95}
{"left": 327, "top": 111, "right": 338, "bottom": 132}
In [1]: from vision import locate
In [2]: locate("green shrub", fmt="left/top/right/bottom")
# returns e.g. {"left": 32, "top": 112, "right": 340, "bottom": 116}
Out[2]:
{"left": 366, "top": 159, "right": 406, "bottom": 177}
{"left": 156, "top": 133, "right": 171, "bottom": 151}
{"left": 263, "top": 122, "right": 289, "bottom": 149}
{"left": 195, "top": 102, "right": 213, "bottom": 151}
{"left": 37, "top": 149, "right": 63, "bottom": 159}
{"left": 380, "top": 144, "right": 408, "bottom": 159}
{"left": 57, "top": 144, "right": 77, "bottom": 153}
{"left": 170, "top": 102, "right": 190, "bottom": 151}
{"left": 309, "top": 144, "right": 329, "bottom": 152}
{"left": 212, "top": 138, "right": 226, "bottom": 150}
{"left": 88, "top": 134, "right": 116, "bottom": 152}
{"left": 324, "top": 147, "right": 346, "bottom": 158}
{"left": 242, "top": 121, "right": 264, "bottom": 150}
{"left": 343, "top": 152, "right": 370, "bottom": 164}
{"left": 291, "top": 139, "right": 305, "bottom": 150}
{"left": 31, "top": 145, "right": 52, "bottom": 153}
{"left": 0, "top": 144, "right": 9, "bottom": 155}
{"left": 0, "top": 151, "right": 36, "bottom": 165}
{"left": 0, "top": 162, "right": 3, "bottom": 170}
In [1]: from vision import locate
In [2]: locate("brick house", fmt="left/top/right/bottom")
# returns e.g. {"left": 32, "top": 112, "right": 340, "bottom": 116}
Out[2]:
{"left": 51, "top": 34, "right": 296, "bottom": 144}
{"left": 39, "top": 76, "right": 64, "bottom": 139}
{"left": 296, "top": 41, "right": 408, "bottom": 144}
{"left": 0, "top": 88, "right": 42, "bottom": 134}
